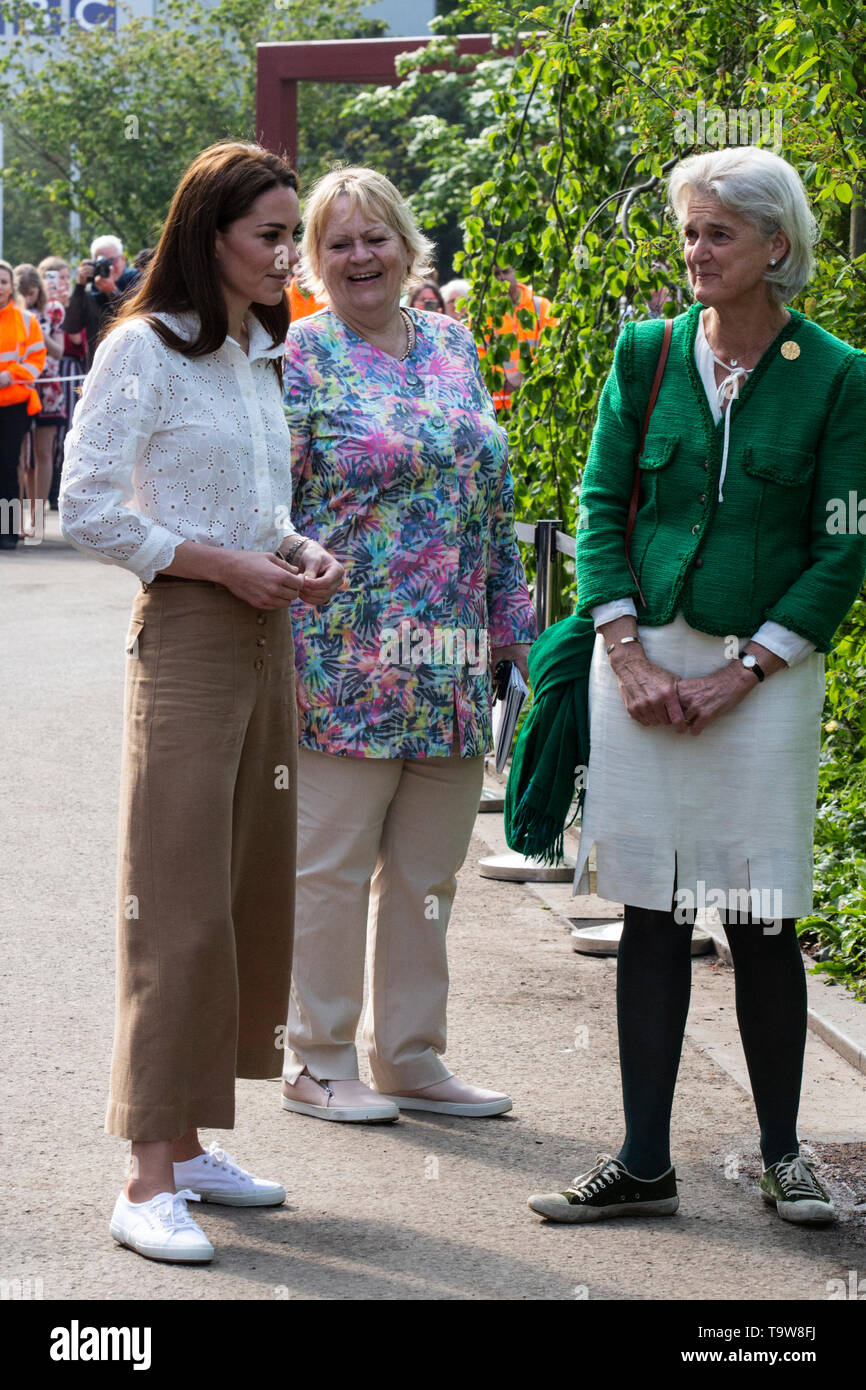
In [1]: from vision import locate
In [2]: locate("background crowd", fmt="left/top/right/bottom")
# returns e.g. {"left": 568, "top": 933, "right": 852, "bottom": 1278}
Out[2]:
{"left": 0, "top": 237, "right": 155, "bottom": 547}
{"left": 0, "top": 237, "right": 557, "bottom": 551}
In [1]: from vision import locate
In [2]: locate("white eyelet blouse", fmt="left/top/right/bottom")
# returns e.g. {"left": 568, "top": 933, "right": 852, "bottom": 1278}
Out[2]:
{"left": 59, "top": 308, "right": 300, "bottom": 582}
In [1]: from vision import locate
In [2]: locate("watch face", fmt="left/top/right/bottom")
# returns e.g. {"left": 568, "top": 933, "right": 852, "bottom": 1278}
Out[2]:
{"left": 742, "top": 654, "right": 756, "bottom": 667}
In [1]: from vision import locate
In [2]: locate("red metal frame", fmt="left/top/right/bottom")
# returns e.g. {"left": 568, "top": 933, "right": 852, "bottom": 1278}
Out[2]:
{"left": 256, "top": 35, "right": 497, "bottom": 161}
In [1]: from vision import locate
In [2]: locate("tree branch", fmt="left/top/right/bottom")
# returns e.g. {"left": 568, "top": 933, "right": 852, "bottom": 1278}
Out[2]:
{"left": 2, "top": 119, "right": 75, "bottom": 184}
{"left": 473, "top": 54, "right": 547, "bottom": 322}
{"left": 818, "top": 234, "right": 866, "bottom": 286}
{"left": 619, "top": 154, "right": 680, "bottom": 252}
{"left": 599, "top": 49, "right": 680, "bottom": 113}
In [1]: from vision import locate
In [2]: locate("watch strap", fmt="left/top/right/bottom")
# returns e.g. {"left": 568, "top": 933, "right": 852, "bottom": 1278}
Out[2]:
{"left": 739, "top": 651, "right": 765, "bottom": 682}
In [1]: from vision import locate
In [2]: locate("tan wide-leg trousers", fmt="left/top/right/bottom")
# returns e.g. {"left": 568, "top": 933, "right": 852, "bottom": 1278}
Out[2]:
{"left": 283, "top": 731, "right": 485, "bottom": 1092}
{"left": 106, "top": 578, "right": 297, "bottom": 1141}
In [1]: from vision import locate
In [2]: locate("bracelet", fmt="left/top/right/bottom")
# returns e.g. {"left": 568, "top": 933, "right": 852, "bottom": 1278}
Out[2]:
{"left": 282, "top": 535, "right": 308, "bottom": 565}
{"left": 606, "top": 635, "right": 640, "bottom": 655}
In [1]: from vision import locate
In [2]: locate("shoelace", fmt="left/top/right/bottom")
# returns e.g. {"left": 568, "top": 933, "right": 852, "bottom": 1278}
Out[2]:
{"left": 150, "top": 1189, "right": 202, "bottom": 1230}
{"left": 201, "top": 1140, "right": 245, "bottom": 1177}
{"left": 567, "top": 1156, "right": 622, "bottom": 1199}
{"left": 774, "top": 1155, "right": 826, "bottom": 1200}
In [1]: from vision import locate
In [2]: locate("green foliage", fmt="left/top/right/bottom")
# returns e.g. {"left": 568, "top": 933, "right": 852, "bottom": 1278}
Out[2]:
{"left": 0, "top": 0, "right": 385, "bottom": 262}
{"left": 800, "top": 603, "right": 866, "bottom": 1000}
{"left": 340, "top": 36, "right": 525, "bottom": 276}
{"left": 442, "top": 0, "right": 866, "bottom": 992}
{"left": 446, "top": 0, "right": 866, "bottom": 534}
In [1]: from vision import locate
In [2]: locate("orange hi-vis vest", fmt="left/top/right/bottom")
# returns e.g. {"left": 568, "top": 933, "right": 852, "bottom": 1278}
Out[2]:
{"left": 481, "top": 282, "right": 556, "bottom": 411}
{"left": 287, "top": 278, "right": 327, "bottom": 323}
{"left": 0, "top": 301, "right": 47, "bottom": 415}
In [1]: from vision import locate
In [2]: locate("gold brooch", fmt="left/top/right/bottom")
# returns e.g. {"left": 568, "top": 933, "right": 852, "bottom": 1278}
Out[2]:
{"left": 780, "top": 341, "right": 800, "bottom": 360}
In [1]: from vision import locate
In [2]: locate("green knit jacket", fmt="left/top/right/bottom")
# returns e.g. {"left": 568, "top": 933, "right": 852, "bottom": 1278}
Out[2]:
{"left": 576, "top": 301, "right": 866, "bottom": 652}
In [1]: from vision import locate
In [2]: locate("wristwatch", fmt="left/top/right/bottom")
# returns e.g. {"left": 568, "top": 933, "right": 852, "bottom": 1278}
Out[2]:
{"left": 738, "top": 652, "right": 765, "bottom": 682}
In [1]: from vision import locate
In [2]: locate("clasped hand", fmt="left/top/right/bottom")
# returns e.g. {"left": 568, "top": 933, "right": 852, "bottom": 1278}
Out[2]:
{"left": 614, "top": 654, "right": 756, "bottom": 735}
{"left": 221, "top": 541, "right": 345, "bottom": 612}
{"left": 288, "top": 539, "right": 346, "bottom": 608}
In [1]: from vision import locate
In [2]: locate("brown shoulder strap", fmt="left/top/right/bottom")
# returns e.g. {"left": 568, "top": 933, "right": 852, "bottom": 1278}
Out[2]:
{"left": 625, "top": 316, "right": 673, "bottom": 607}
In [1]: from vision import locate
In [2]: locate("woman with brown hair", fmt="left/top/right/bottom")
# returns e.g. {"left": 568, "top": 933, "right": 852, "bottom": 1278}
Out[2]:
{"left": 60, "top": 140, "right": 344, "bottom": 1264}
{"left": 14, "top": 264, "right": 65, "bottom": 532}
{"left": 407, "top": 280, "right": 446, "bottom": 313}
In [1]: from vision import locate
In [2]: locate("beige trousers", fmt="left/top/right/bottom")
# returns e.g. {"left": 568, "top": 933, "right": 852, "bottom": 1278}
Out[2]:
{"left": 284, "top": 734, "right": 485, "bottom": 1091}
{"left": 106, "top": 578, "right": 297, "bottom": 1141}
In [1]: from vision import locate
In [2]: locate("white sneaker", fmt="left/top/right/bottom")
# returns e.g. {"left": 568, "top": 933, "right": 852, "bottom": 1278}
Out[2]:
{"left": 173, "top": 1141, "right": 286, "bottom": 1206}
{"left": 110, "top": 1188, "right": 214, "bottom": 1263}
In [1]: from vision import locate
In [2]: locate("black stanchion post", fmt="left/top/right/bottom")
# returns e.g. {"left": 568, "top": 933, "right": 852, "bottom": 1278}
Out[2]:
{"left": 534, "top": 518, "right": 563, "bottom": 634}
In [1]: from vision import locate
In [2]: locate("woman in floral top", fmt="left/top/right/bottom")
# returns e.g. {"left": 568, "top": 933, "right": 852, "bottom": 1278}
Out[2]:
{"left": 281, "top": 168, "right": 536, "bottom": 1123}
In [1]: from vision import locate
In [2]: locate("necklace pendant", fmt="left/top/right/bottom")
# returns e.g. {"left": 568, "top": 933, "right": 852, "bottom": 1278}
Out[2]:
{"left": 729, "top": 357, "right": 738, "bottom": 367}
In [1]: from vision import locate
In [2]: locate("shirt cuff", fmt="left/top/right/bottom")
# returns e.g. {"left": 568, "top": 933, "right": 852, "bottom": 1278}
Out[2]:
{"left": 750, "top": 621, "right": 816, "bottom": 667}
{"left": 591, "top": 598, "right": 637, "bottom": 629}
{"left": 130, "top": 527, "right": 184, "bottom": 584}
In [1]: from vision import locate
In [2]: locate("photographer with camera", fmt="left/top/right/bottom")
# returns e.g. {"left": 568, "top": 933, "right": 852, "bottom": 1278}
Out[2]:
{"left": 63, "top": 236, "right": 139, "bottom": 371}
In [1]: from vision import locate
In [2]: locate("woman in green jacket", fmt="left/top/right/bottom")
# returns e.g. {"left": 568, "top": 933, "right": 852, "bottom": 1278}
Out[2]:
{"left": 528, "top": 146, "right": 866, "bottom": 1227}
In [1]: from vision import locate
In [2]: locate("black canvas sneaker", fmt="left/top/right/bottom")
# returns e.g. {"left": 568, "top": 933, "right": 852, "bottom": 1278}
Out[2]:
{"left": 760, "top": 1153, "right": 836, "bottom": 1223}
{"left": 528, "top": 1152, "right": 679, "bottom": 1223}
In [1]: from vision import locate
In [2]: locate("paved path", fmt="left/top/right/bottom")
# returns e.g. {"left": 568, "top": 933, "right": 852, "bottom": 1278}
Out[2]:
{"left": 2, "top": 517, "right": 864, "bottom": 1301}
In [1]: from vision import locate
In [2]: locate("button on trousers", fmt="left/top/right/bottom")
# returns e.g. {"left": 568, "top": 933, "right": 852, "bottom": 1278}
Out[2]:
{"left": 283, "top": 733, "right": 485, "bottom": 1092}
{"left": 106, "top": 580, "right": 297, "bottom": 1140}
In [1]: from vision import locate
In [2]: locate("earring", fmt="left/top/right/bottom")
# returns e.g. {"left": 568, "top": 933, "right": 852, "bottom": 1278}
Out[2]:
{"left": 769, "top": 258, "right": 776, "bottom": 266}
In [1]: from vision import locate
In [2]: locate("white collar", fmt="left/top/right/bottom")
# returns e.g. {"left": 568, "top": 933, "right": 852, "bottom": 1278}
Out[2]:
{"left": 695, "top": 312, "right": 751, "bottom": 505}
{"left": 152, "top": 308, "right": 285, "bottom": 362}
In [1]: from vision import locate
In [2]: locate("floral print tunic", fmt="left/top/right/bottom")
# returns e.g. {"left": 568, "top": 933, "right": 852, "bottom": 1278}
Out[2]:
{"left": 283, "top": 308, "right": 536, "bottom": 759}
{"left": 35, "top": 301, "right": 66, "bottom": 417}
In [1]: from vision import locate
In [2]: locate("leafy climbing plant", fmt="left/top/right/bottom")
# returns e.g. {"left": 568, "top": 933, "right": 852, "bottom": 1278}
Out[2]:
{"left": 447, "top": 0, "right": 866, "bottom": 533}
{"left": 443, "top": 0, "right": 866, "bottom": 993}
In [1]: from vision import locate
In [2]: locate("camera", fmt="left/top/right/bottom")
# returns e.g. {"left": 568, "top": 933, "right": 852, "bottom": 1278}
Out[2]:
{"left": 87, "top": 257, "right": 114, "bottom": 282}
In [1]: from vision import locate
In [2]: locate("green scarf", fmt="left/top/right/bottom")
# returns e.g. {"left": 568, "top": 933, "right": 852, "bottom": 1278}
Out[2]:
{"left": 504, "top": 614, "right": 596, "bottom": 864}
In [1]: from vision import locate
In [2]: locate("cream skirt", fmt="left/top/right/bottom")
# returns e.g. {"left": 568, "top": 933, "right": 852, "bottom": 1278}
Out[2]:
{"left": 572, "top": 613, "right": 826, "bottom": 919}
